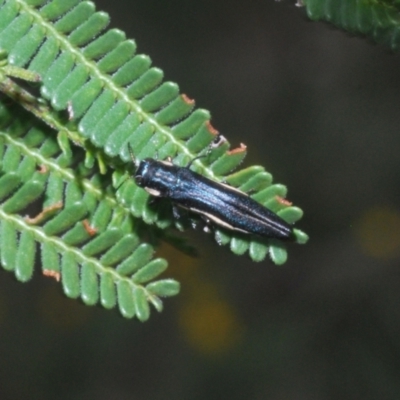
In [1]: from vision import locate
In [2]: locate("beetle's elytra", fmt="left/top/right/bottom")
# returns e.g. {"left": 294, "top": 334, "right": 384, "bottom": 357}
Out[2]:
{"left": 133, "top": 157, "right": 295, "bottom": 241}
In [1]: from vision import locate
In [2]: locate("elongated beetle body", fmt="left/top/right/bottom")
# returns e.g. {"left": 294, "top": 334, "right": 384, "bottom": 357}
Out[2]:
{"left": 133, "top": 158, "right": 295, "bottom": 241}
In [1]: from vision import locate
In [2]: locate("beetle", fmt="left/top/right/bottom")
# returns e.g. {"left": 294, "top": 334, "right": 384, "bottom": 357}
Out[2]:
{"left": 129, "top": 147, "right": 295, "bottom": 241}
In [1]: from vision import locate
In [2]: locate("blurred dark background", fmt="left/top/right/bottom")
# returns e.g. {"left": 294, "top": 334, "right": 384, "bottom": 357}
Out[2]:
{"left": 2, "top": 0, "right": 400, "bottom": 399}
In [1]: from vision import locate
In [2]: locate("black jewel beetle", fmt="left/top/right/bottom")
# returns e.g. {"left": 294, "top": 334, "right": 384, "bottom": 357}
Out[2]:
{"left": 129, "top": 146, "right": 295, "bottom": 241}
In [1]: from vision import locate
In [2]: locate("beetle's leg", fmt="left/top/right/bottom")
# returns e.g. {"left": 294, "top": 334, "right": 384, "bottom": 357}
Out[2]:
{"left": 172, "top": 205, "right": 181, "bottom": 219}
{"left": 203, "top": 224, "right": 212, "bottom": 234}
{"left": 173, "top": 207, "right": 190, "bottom": 232}
{"left": 197, "top": 214, "right": 213, "bottom": 234}
{"left": 148, "top": 196, "right": 162, "bottom": 207}
{"left": 188, "top": 217, "right": 205, "bottom": 231}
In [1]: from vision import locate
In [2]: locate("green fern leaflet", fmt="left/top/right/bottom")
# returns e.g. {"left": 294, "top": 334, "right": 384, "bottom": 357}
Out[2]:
{"left": 0, "top": 0, "right": 308, "bottom": 320}
{"left": 0, "top": 97, "right": 179, "bottom": 320}
{"left": 303, "top": 0, "right": 400, "bottom": 49}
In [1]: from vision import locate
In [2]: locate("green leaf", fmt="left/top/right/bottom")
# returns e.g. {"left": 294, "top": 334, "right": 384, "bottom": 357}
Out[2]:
{"left": 132, "top": 258, "right": 168, "bottom": 284}
{"left": 230, "top": 236, "right": 249, "bottom": 256}
{"left": 116, "top": 243, "right": 154, "bottom": 276}
{"left": 0, "top": 219, "right": 17, "bottom": 271}
{"left": 15, "top": 230, "right": 36, "bottom": 282}
{"left": 80, "top": 262, "right": 99, "bottom": 306}
{"left": 2, "top": 176, "right": 46, "bottom": 213}
{"left": 43, "top": 203, "right": 88, "bottom": 236}
{"left": 146, "top": 279, "right": 181, "bottom": 297}
{"left": 133, "top": 286, "right": 150, "bottom": 322}
{"left": 302, "top": 0, "right": 400, "bottom": 50}
{"left": 100, "top": 271, "right": 117, "bottom": 309}
{"left": 0, "top": 98, "right": 179, "bottom": 320}
{"left": 0, "top": 0, "right": 307, "bottom": 264}
{"left": 268, "top": 242, "right": 288, "bottom": 266}
{"left": 117, "top": 280, "right": 135, "bottom": 319}
{"left": 62, "top": 252, "right": 80, "bottom": 299}
{"left": 249, "top": 241, "right": 269, "bottom": 262}
{"left": 41, "top": 242, "right": 60, "bottom": 274}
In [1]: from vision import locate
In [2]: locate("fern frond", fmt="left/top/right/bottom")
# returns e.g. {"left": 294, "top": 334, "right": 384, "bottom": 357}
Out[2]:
{"left": 0, "top": 98, "right": 179, "bottom": 320}
{"left": 302, "top": 0, "right": 400, "bottom": 50}
{"left": 0, "top": 0, "right": 308, "bottom": 263}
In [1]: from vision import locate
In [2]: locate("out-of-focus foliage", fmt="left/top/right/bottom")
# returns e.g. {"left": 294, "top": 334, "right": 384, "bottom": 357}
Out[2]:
{"left": 303, "top": 0, "right": 400, "bottom": 50}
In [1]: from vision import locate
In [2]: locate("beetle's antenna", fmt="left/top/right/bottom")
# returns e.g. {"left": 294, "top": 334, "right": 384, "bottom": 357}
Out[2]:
{"left": 187, "top": 134, "right": 226, "bottom": 169}
{"left": 186, "top": 153, "right": 207, "bottom": 169}
{"left": 127, "top": 143, "right": 139, "bottom": 168}
{"left": 186, "top": 146, "right": 213, "bottom": 169}
{"left": 115, "top": 143, "right": 138, "bottom": 191}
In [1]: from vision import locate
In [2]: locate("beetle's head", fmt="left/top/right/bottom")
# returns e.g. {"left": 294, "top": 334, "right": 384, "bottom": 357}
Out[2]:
{"left": 134, "top": 159, "right": 153, "bottom": 188}
{"left": 135, "top": 158, "right": 178, "bottom": 198}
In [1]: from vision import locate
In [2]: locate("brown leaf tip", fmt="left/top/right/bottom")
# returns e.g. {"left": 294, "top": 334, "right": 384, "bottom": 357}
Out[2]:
{"left": 227, "top": 143, "right": 247, "bottom": 155}
{"left": 275, "top": 196, "right": 292, "bottom": 206}
{"left": 82, "top": 219, "right": 97, "bottom": 236}
{"left": 37, "top": 165, "right": 49, "bottom": 174}
{"left": 43, "top": 270, "right": 61, "bottom": 282}
{"left": 181, "top": 94, "right": 195, "bottom": 105}
{"left": 25, "top": 201, "right": 63, "bottom": 224}
{"left": 206, "top": 121, "right": 219, "bottom": 136}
